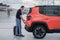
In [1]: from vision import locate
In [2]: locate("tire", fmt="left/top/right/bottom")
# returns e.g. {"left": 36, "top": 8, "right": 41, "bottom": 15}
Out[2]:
{"left": 13, "top": 26, "right": 16, "bottom": 35}
{"left": 33, "top": 25, "right": 46, "bottom": 39}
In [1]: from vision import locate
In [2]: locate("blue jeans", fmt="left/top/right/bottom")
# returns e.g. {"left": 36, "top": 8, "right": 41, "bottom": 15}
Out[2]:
{"left": 16, "top": 18, "right": 22, "bottom": 35}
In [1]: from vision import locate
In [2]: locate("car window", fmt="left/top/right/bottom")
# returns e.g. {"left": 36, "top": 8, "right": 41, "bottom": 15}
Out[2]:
{"left": 26, "top": 8, "right": 32, "bottom": 14}
{"left": 56, "top": 7, "right": 60, "bottom": 16}
{"left": 39, "top": 6, "right": 60, "bottom": 16}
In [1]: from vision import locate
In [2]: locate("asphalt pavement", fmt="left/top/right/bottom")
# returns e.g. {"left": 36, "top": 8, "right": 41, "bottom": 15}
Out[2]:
{"left": 0, "top": 10, "right": 60, "bottom": 40}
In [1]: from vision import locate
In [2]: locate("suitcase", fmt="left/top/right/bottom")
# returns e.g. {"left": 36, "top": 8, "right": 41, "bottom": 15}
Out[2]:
{"left": 13, "top": 26, "right": 19, "bottom": 36}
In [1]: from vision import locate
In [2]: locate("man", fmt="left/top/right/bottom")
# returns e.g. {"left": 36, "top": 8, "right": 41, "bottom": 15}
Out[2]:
{"left": 16, "top": 6, "right": 25, "bottom": 37}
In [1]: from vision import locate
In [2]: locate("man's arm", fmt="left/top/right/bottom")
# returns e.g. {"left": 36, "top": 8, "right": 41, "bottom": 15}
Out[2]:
{"left": 20, "top": 15, "right": 26, "bottom": 24}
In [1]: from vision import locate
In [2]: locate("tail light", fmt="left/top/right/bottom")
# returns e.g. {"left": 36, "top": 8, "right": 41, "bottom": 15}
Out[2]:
{"left": 27, "top": 16, "right": 31, "bottom": 21}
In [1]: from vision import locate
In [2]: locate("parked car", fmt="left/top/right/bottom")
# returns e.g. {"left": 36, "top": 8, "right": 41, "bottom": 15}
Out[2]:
{"left": 25, "top": 5, "right": 60, "bottom": 39}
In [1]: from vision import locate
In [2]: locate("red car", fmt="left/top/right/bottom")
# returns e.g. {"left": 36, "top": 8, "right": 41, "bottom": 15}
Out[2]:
{"left": 25, "top": 5, "right": 60, "bottom": 39}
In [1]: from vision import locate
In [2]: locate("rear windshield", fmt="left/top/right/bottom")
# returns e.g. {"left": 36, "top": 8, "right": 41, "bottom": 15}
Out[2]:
{"left": 39, "top": 6, "right": 60, "bottom": 16}
{"left": 29, "top": 8, "right": 32, "bottom": 14}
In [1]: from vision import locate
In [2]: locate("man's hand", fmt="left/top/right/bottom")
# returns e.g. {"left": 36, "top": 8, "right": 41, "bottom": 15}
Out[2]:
{"left": 23, "top": 20, "right": 26, "bottom": 24}
{"left": 20, "top": 15, "right": 26, "bottom": 24}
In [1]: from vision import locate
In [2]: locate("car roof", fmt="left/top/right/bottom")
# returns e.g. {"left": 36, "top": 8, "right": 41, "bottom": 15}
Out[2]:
{"left": 29, "top": 5, "right": 60, "bottom": 9}
{"left": 35, "top": 5, "right": 60, "bottom": 7}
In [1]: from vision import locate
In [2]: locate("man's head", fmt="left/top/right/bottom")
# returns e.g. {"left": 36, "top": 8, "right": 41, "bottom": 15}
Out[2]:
{"left": 20, "top": 6, "right": 24, "bottom": 10}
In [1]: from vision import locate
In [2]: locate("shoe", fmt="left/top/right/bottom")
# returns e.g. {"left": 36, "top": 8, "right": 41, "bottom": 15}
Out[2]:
{"left": 15, "top": 34, "right": 19, "bottom": 36}
{"left": 19, "top": 34, "right": 24, "bottom": 37}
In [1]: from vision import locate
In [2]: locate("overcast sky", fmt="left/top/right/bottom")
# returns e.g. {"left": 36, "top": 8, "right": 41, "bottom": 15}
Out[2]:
{"left": 0, "top": 0, "right": 60, "bottom": 9}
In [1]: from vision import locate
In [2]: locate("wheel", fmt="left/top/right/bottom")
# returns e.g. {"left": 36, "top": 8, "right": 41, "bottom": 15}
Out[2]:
{"left": 33, "top": 25, "right": 46, "bottom": 39}
{"left": 13, "top": 26, "right": 16, "bottom": 35}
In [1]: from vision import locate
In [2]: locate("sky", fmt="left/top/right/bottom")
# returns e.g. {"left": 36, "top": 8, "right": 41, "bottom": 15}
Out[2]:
{"left": 0, "top": 0, "right": 60, "bottom": 9}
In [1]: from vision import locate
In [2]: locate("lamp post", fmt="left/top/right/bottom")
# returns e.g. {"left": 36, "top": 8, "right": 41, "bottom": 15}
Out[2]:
{"left": 53, "top": 0, "right": 54, "bottom": 5}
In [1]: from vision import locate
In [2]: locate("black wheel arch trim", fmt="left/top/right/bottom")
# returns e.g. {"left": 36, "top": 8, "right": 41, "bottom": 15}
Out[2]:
{"left": 31, "top": 22, "right": 49, "bottom": 32}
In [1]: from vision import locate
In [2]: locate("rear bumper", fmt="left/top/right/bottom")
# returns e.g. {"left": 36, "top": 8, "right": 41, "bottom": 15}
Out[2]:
{"left": 25, "top": 25, "right": 32, "bottom": 32}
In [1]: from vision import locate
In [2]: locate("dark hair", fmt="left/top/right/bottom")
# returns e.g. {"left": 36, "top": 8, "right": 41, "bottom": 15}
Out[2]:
{"left": 21, "top": 6, "right": 24, "bottom": 8}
